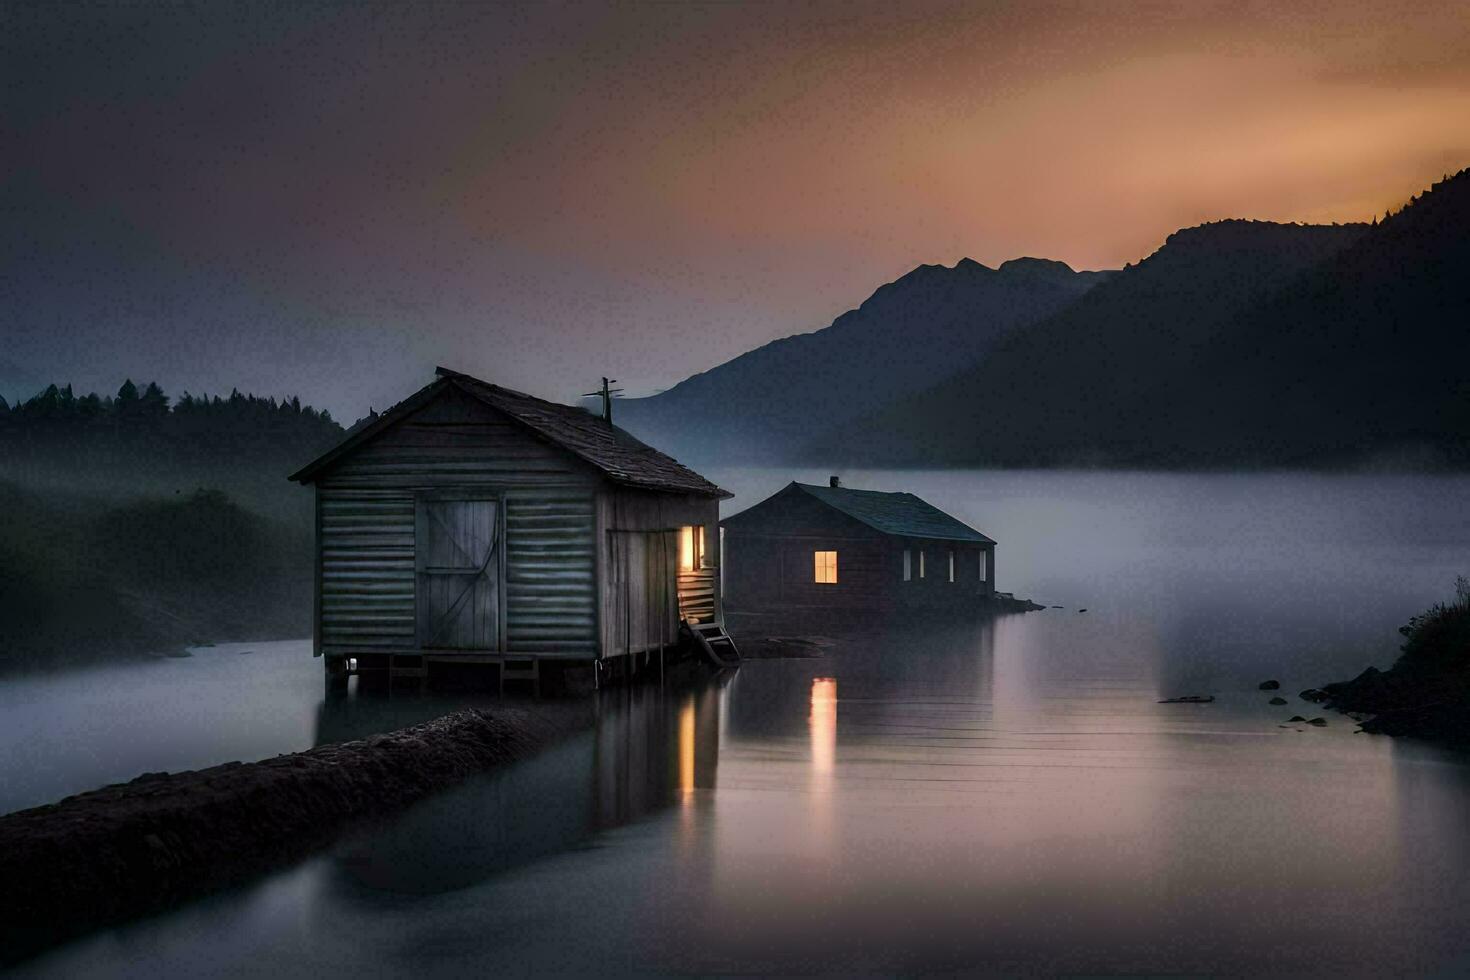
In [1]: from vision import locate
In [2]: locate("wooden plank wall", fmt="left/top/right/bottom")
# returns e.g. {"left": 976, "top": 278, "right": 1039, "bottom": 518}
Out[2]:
{"left": 316, "top": 389, "right": 601, "bottom": 659}
{"left": 319, "top": 488, "right": 416, "bottom": 653}
{"left": 317, "top": 386, "right": 602, "bottom": 491}
{"left": 600, "top": 490, "right": 722, "bottom": 652}
{"left": 605, "top": 529, "right": 678, "bottom": 657}
{"left": 504, "top": 490, "right": 598, "bottom": 658}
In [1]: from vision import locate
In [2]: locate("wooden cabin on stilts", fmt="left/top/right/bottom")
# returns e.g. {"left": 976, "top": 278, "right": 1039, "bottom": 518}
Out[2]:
{"left": 288, "top": 367, "right": 736, "bottom": 693}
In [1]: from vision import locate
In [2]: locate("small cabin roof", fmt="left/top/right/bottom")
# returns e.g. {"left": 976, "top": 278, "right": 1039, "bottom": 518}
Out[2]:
{"left": 791, "top": 482, "right": 995, "bottom": 544}
{"left": 290, "top": 367, "right": 731, "bottom": 498}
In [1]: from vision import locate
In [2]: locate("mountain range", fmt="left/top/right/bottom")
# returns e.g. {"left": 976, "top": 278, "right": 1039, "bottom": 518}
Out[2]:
{"left": 613, "top": 257, "right": 1109, "bottom": 462}
{"left": 616, "top": 168, "right": 1469, "bottom": 470}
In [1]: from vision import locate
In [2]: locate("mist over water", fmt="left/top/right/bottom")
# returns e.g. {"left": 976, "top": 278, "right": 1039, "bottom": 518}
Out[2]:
{"left": 9, "top": 471, "right": 1470, "bottom": 975}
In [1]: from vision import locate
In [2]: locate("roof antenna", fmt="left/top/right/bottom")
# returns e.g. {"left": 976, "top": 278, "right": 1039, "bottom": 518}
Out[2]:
{"left": 581, "top": 376, "right": 623, "bottom": 424}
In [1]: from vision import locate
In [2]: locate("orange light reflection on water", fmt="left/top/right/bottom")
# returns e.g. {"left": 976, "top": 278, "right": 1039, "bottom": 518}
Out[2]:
{"left": 810, "top": 677, "right": 837, "bottom": 776}
{"left": 678, "top": 697, "right": 696, "bottom": 799}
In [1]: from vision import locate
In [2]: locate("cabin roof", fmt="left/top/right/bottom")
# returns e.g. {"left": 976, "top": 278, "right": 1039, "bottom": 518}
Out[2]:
{"left": 289, "top": 367, "right": 731, "bottom": 498}
{"left": 791, "top": 482, "right": 995, "bottom": 544}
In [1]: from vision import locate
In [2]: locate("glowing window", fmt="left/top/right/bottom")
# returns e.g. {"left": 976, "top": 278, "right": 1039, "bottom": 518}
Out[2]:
{"left": 948, "top": 550, "right": 955, "bottom": 583}
{"left": 979, "top": 550, "right": 988, "bottom": 582}
{"left": 919, "top": 550, "right": 926, "bottom": 579}
{"left": 813, "top": 550, "right": 838, "bottom": 584}
{"left": 679, "top": 526, "right": 706, "bottom": 571}
{"left": 902, "top": 549, "right": 911, "bottom": 581}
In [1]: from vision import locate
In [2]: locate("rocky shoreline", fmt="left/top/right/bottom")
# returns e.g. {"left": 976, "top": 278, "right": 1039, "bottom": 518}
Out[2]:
{"left": 1318, "top": 666, "right": 1470, "bottom": 742}
{"left": 0, "top": 704, "right": 592, "bottom": 964}
{"left": 1317, "top": 586, "right": 1470, "bottom": 745}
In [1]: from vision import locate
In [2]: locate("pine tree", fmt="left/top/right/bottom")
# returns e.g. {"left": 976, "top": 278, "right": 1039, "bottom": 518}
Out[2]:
{"left": 140, "top": 381, "right": 169, "bottom": 415}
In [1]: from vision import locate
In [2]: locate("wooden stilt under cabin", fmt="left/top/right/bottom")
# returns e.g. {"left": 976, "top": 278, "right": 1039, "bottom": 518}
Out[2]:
{"left": 289, "top": 367, "right": 738, "bottom": 691}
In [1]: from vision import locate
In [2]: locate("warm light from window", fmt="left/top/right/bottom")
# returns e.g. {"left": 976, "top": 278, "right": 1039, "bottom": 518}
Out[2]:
{"left": 813, "top": 550, "right": 837, "bottom": 584}
{"left": 680, "top": 526, "right": 704, "bottom": 571}
{"left": 948, "top": 550, "right": 955, "bottom": 583}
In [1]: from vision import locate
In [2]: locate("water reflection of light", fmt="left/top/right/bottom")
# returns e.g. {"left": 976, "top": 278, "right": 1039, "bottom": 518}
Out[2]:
{"left": 679, "top": 697, "right": 696, "bottom": 798}
{"left": 810, "top": 677, "right": 837, "bottom": 775}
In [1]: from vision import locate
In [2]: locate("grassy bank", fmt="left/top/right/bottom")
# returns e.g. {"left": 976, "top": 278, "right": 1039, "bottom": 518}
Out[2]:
{"left": 0, "top": 483, "right": 311, "bottom": 672}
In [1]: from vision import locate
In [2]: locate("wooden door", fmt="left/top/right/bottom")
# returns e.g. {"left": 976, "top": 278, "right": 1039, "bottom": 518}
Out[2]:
{"left": 417, "top": 498, "right": 500, "bottom": 649}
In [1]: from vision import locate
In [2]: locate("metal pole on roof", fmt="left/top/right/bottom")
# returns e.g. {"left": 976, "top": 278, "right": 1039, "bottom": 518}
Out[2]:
{"left": 581, "top": 377, "right": 624, "bottom": 424}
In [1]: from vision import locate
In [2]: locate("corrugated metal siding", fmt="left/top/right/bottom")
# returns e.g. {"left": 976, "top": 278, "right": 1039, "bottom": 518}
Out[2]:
{"left": 319, "top": 488, "right": 416, "bottom": 649}
{"left": 504, "top": 491, "right": 598, "bottom": 657}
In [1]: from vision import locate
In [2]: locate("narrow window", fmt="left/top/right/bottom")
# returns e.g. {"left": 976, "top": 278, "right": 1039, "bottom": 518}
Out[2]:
{"left": 919, "top": 550, "right": 926, "bottom": 579}
{"left": 948, "top": 550, "right": 955, "bottom": 583}
{"left": 903, "top": 549, "right": 911, "bottom": 581}
{"left": 814, "top": 550, "right": 838, "bottom": 584}
{"left": 979, "top": 550, "right": 988, "bottom": 582}
{"left": 679, "top": 526, "right": 705, "bottom": 571}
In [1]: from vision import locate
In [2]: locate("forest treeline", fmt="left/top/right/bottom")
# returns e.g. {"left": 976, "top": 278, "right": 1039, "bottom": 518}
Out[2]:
{"left": 1, "top": 381, "right": 346, "bottom": 670}
{"left": 1, "top": 379, "right": 341, "bottom": 455}
{"left": 1, "top": 380, "right": 346, "bottom": 524}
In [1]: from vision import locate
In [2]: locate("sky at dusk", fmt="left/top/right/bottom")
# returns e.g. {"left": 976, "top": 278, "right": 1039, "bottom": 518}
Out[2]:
{"left": 5, "top": 0, "right": 1469, "bottom": 421}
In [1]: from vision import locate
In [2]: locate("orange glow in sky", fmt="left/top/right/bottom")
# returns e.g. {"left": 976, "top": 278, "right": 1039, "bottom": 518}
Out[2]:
{"left": 8, "top": 1, "right": 1469, "bottom": 414}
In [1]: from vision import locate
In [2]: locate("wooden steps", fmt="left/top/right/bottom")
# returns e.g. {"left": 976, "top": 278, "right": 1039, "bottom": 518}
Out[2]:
{"left": 685, "top": 621, "right": 741, "bottom": 669}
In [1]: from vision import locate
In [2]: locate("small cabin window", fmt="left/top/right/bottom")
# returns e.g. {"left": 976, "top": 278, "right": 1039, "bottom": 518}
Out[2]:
{"left": 979, "top": 549, "right": 988, "bottom": 582}
{"left": 903, "top": 549, "right": 911, "bottom": 581}
{"left": 814, "top": 550, "right": 838, "bottom": 584}
{"left": 919, "top": 550, "right": 926, "bottom": 579}
{"left": 948, "top": 550, "right": 955, "bottom": 583}
{"left": 680, "top": 526, "right": 706, "bottom": 571}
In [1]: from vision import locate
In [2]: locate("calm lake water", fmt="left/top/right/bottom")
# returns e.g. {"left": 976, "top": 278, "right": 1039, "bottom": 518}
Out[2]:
{"left": 8, "top": 470, "right": 1470, "bottom": 976}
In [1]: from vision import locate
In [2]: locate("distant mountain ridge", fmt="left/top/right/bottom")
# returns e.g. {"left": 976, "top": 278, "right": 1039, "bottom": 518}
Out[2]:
{"left": 815, "top": 168, "right": 1469, "bottom": 468}
{"left": 816, "top": 218, "right": 1372, "bottom": 466}
{"left": 1162, "top": 169, "right": 1470, "bottom": 467}
{"left": 613, "top": 256, "right": 1110, "bottom": 462}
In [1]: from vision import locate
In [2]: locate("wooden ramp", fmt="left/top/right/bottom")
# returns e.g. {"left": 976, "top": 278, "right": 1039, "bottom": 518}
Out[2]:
{"left": 684, "top": 621, "right": 741, "bottom": 669}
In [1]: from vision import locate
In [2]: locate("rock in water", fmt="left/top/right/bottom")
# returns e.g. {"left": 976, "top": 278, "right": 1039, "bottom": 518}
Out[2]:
{"left": 1268, "top": 696, "right": 1288, "bottom": 705}
{"left": 1258, "top": 679, "right": 1280, "bottom": 690}
{"left": 1288, "top": 715, "right": 1307, "bottom": 723}
{"left": 1308, "top": 717, "right": 1328, "bottom": 727}
{"left": 1299, "top": 689, "right": 1328, "bottom": 703}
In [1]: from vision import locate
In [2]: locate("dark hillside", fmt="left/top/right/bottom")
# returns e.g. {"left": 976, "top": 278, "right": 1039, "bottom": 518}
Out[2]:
{"left": 1161, "top": 168, "right": 1470, "bottom": 467}
{"left": 0, "top": 383, "right": 339, "bottom": 669}
{"left": 614, "top": 257, "right": 1109, "bottom": 463}
{"left": 0, "top": 484, "right": 312, "bottom": 672}
{"left": 815, "top": 220, "right": 1371, "bottom": 466}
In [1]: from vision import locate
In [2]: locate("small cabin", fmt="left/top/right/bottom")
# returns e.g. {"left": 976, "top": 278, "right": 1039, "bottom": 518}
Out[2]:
{"left": 720, "top": 478, "right": 996, "bottom": 613}
{"left": 289, "top": 368, "right": 731, "bottom": 688}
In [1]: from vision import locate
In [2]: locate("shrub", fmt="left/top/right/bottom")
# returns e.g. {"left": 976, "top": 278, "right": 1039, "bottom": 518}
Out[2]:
{"left": 1397, "top": 576, "right": 1470, "bottom": 671}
